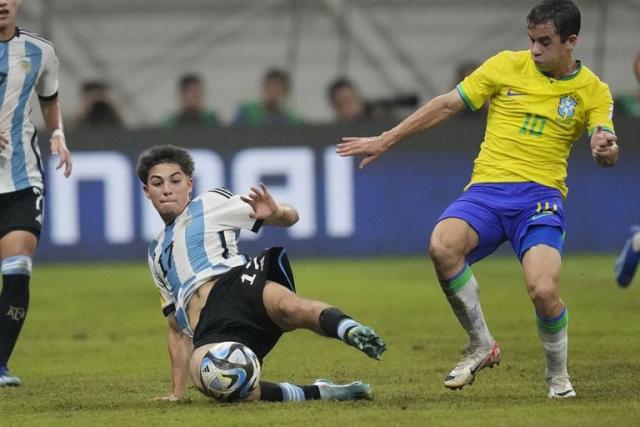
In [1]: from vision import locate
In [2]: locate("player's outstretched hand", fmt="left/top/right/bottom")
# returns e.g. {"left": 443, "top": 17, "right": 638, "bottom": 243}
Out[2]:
{"left": 336, "top": 134, "right": 391, "bottom": 169}
{"left": 50, "top": 132, "right": 73, "bottom": 177}
{"left": 151, "top": 394, "right": 181, "bottom": 402}
{"left": 240, "top": 183, "right": 279, "bottom": 220}
{"left": 590, "top": 125, "right": 618, "bottom": 167}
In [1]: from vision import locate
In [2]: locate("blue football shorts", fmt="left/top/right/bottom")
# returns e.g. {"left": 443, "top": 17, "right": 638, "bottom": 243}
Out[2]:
{"left": 437, "top": 182, "right": 566, "bottom": 264}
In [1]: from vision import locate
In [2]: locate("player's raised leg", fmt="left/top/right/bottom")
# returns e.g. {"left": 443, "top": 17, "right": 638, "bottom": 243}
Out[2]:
{"left": 0, "top": 231, "right": 38, "bottom": 387}
{"left": 615, "top": 226, "right": 640, "bottom": 288}
{"left": 522, "top": 240, "right": 575, "bottom": 398}
{"left": 262, "top": 282, "right": 386, "bottom": 360}
{"left": 430, "top": 218, "right": 500, "bottom": 390}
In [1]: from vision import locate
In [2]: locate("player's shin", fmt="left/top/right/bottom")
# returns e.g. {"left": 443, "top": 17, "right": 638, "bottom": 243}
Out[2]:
{"left": 0, "top": 256, "right": 32, "bottom": 369}
{"left": 537, "top": 307, "right": 569, "bottom": 377}
{"left": 441, "top": 264, "right": 494, "bottom": 348}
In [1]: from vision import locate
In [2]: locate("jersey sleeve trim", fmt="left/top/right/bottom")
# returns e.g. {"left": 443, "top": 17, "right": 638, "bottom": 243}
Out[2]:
{"left": 251, "top": 219, "right": 264, "bottom": 233}
{"left": 38, "top": 91, "right": 58, "bottom": 102}
{"left": 162, "top": 302, "right": 176, "bottom": 317}
{"left": 587, "top": 125, "right": 615, "bottom": 136}
{"left": 456, "top": 84, "right": 478, "bottom": 112}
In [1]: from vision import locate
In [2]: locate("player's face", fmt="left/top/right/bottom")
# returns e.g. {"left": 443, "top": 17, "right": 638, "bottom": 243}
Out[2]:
{"left": 528, "top": 21, "right": 577, "bottom": 75}
{"left": 0, "top": 0, "right": 21, "bottom": 33}
{"left": 144, "top": 163, "right": 193, "bottom": 224}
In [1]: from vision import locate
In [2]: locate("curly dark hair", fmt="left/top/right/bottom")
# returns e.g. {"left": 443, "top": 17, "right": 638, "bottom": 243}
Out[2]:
{"left": 136, "top": 145, "right": 195, "bottom": 183}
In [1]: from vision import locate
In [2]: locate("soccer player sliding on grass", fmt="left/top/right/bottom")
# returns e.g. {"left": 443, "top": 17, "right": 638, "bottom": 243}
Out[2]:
{"left": 138, "top": 145, "right": 386, "bottom": 403}
{"left": 338, "top": 0, "right": 618, "bottom": 398}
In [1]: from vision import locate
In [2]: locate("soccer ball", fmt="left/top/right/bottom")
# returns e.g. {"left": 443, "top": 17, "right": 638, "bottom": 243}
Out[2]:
{"left": 199, "top": 341, "right": 261, "bottom": 402}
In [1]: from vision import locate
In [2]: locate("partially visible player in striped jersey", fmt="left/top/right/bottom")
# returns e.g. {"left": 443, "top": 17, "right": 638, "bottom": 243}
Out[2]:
{"left": 338, "top": 0, "right": 618, "bottom": 398}
{"left": 138, "top": 145, "right": 385, "bottom": 403}
{"left": 0, "top": 0, "right": 72, "bottom": 387}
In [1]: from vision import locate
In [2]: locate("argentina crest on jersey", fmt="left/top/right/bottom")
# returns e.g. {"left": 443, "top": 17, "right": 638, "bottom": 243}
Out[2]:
{"left": 557, "top": 95, "right": 578, "bottom": 119}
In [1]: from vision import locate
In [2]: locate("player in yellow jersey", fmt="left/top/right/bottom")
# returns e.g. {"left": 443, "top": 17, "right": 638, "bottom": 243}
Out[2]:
{"left": 337, "top": 0, "right": 619, "bottom": 398}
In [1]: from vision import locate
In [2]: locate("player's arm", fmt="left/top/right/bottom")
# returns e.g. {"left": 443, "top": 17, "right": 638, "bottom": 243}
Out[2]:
{"left": 336, "top": 89, "right": 466, "bottom": 169}
{"left": 39, "top": 96, "right": 72, "bottom": 177}
{"left": 240, "top": 183, "right": 299, "bottom": 227}
{"left": 164, "top": 313, "right": 193, "bottom": 401}
{"left": 590, "top": 125, "right": 618, "bottom": 167}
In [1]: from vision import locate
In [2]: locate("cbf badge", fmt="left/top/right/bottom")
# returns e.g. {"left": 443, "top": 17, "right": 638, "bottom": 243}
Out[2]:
{"left": 558, "top": 95, "right": 578, "bottom": 119}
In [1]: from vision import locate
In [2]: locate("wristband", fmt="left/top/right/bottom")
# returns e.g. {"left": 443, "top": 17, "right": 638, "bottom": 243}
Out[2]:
{"left": 51, "top": 129, "right": 65, "bottom": 140}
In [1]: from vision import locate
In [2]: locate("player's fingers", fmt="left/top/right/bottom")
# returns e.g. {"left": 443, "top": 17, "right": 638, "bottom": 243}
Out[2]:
{"left": 64, "top": 157, "right": 73, "bottom": 177}
{"left": 359, "top": 154, "right": 379, "bottom": 169}
{"left": 596, "top": 125, "right": 602, "bottom": 133}
{"left": 341, "top": 136, "right": 366, "bottom": 142}
{"left": 337, "top": 144, "right": 366, "bottom": 157}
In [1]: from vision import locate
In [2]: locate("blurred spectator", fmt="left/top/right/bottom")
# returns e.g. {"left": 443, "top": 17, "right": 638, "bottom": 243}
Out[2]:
{"left": 327, "top": 77, "right": 367, "bottom": 123}
{"left": 163, "top": 73, "right": 220, "bottom": 128}
{"left": 613, "top": 51, "right": 640, "bottom": 117}
{"left": 74, "top": 80, "right": 123, "bottom": 129}
{"left": 233, "top": 68, "right": 303, "bottom": 126}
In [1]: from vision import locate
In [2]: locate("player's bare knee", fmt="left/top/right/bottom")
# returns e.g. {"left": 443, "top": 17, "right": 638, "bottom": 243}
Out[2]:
{"left": 528, "top": 280, "right": 558, "bottom": 306}
{"left": 429, "top": 236, "right": 462, "bottom": 267}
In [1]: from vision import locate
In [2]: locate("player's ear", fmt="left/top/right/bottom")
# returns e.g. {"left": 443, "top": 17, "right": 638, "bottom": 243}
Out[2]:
{"left": 565, "top": 34, "right": 578, "bottom": 49}
{"left": 142, "top": 184, "right": 150, "bottom": 199}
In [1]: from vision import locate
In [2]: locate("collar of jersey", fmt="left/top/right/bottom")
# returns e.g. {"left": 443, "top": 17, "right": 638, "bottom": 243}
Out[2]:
{"left": 536, "top": 60, "right": 582, "bottom": 81}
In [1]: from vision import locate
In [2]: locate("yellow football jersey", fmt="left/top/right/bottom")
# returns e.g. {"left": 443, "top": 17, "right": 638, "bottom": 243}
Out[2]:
{"left": 457, "top": 50, "right": 614, "bottom": 197}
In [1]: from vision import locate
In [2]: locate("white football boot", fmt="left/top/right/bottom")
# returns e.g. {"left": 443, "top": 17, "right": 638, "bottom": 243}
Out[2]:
{"left": 444, "top": 341, "right": 501, "bottom": 389}
{"left": 313, "top": 379, "right": 373, "bottom": 401}
{"left": 0, "top": 368, "right": 22, "bottom": 387}
{"left": 547, "top": 373, "right": 576, "bottom": 398}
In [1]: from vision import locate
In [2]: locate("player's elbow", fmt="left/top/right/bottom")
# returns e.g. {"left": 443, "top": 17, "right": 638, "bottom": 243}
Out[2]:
{"left": 439, "top": 90, "right": 466, "bottom": 115}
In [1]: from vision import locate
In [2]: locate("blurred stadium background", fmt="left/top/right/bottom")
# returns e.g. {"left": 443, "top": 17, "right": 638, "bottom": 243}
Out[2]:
{"left": 18, "top": 0, "right": 638, "bottom": 262}
{"left": 19, "top": 0, "right": 640, "bottom": 126}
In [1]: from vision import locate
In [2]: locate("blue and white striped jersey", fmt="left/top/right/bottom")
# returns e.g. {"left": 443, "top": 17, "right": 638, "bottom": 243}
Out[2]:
{"left": 0, "top": 28, "right": 59, "bottom": 194}
{"left": 147, "top": 188, "right": 263, "bottom": 336}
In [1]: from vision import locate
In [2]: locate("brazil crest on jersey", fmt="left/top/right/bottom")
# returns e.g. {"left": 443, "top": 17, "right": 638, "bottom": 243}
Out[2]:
{"left": 456, "top": 50, "right": 614, "bottom": 197}
{"left": 147, "top": 188, "right": 263, "bottom": 336}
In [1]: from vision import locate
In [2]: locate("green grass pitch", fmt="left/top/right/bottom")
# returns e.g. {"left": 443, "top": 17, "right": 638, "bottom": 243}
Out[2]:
{"left": 1, "top": 255, "right": 639, "bottom": 426}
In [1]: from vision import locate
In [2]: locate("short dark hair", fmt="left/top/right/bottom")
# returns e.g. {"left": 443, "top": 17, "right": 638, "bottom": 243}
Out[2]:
{"left": 327, "top": 77, "right": 356, "bottom": 104}
{"left": 81, "top": 80, "right": 109, "bottom": 94}
{"left": 263, "top": 68, "right": 290, "bottom": 88}
{"left": 179, "top": 73, "right": 203, "bottom": 91}
{"left": 527, "top": 0, "right": 581, "bottom": 42}
{"left": 136, "top": 145, "right": 195, "bottom": 183}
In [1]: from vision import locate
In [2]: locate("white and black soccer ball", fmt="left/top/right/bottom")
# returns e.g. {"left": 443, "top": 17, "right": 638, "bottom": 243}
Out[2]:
{"left": 199, "top": 341, "right": 261, "bottom": 402}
